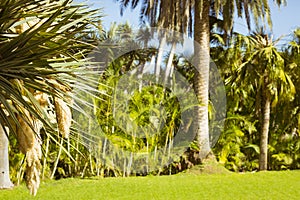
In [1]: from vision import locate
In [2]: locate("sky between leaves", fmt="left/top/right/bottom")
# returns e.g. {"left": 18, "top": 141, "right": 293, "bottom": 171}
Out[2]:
{"left": 81, "top": 0, "right": 300, "bottom": 46}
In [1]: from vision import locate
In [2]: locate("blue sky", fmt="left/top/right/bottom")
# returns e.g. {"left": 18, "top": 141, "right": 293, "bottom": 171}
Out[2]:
{"left": 86, "top": 0, "right": 300, "bottom": 40}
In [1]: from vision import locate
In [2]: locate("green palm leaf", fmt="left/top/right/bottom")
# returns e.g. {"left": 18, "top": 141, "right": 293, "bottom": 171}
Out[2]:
{"left": 0, "top": 0, "right": 101, "bottom": 195}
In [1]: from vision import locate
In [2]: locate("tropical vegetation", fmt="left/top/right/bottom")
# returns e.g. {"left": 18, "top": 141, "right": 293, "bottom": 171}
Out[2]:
{"left": 0, "top": 0, "right": 299, "bottom": 197}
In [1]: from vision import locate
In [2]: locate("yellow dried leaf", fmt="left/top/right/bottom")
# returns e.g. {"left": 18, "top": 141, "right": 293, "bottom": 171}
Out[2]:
{"left": 54, "top": 97, "right": 72, "bottom": 138}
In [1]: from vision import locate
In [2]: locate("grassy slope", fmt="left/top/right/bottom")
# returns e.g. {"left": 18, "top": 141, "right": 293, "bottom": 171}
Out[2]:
{"left": 0, "top": 171, "right": 299, "bottom": 200}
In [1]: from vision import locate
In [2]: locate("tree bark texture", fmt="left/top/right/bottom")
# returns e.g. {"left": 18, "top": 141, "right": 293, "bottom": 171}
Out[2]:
{"left": 193, "top": 0, "right": 211, "bottom": 159}
{"left": 0, "top": 125, "right": 14, "bottom": 189}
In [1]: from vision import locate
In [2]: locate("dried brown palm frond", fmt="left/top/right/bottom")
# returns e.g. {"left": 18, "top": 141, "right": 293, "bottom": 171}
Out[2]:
{"left": 25, "top": 133, "right": 42, "bottom": 196}
{"left": 34, "top": 91, "right": 49, "bottom": 108}
{"left": 16, "top": 108, "right": 42, "bottom": 196}
{"left": 16, "top": 111, "right": 35, "bottom": 154}
{"left": 47, "top": 76, "right": 73, "bottom": 138}
{"left": 54, "top": 95, "right": 72, "bottom": 138}
{"left": 47, "top": 79, "right": 73, "bottom": 138}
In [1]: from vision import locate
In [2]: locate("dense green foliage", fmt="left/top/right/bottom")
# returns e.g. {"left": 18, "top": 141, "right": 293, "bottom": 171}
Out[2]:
{"left": 212, "top": 31, "right": 300, "bottom": 171}
{"left": 2, "top": 1, "right": 300, "bottom": 195}
{"left": 6, "top": 26, "right": 300, "bottom": 185}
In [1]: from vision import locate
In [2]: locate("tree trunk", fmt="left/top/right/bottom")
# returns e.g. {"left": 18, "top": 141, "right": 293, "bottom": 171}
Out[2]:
{"left": 164, "top": 42, "right": 176, "bottom": 85}
{"left": 259, "top": 81, "right": 271, "bottom": 171}
{"left": 193, "top": 0, "right": 211, "bottom": 159}
{"left": 155, "top": 35, "right": 166, "bottom": 82}
{"left": 0, "top": 125, "right": 14, "bottom": 189}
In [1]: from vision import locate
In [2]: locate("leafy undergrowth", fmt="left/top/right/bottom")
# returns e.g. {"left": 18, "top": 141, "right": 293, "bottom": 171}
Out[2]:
{"left": 1, "top": 170, "right": 299, "bottom": 200}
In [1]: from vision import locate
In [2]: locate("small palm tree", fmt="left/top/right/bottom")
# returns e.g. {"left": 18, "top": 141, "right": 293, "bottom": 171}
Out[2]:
{"left": 0, "top": 0, "right": 99, "bottom": 195}
{"left": 232, "top": 31, "right": 295, "bottom": 170}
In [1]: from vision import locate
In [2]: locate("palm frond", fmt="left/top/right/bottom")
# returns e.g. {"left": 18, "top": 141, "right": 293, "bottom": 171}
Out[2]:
{"left": 0, "top": 0, "right": 101, "bottom": 195}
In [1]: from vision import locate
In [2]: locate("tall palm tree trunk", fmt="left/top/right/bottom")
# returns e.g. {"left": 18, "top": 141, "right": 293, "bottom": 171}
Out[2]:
{"left": 193, "top": 0, "right": 211, "bottom": 159}
{"left": 164, "top": 42, "right": 176, "bottom": 85}
{"left": 259, "top": 78, "right": 271, "bottom": 171}
{"left": 155, "top": 35, "right": 166, "bottom": 82}
{"left": 0, "top": 125, "right": 14, "bottom": 189}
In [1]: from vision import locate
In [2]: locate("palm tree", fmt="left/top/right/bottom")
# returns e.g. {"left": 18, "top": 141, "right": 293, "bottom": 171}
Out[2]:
{"left": 0, "top": 0, "right": 99, "bottom": 195}
{"left": 251, "top": 32, "right": 295, "bottom": 171}
{"left": 227, "top": 31, "right": 295, "bottom": 170}
{"left": 115, "top": 0, "right": 287, "bottom": 160}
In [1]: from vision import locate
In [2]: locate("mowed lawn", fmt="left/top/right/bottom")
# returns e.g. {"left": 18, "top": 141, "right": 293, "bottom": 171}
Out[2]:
{"left": 1, "top": 170, "right": 299, "bottom": 200}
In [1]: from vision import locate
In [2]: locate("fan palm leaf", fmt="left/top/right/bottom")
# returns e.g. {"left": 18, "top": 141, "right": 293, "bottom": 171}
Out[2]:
{"left": 0, "top": 0, "right": 100, "bottom": 195}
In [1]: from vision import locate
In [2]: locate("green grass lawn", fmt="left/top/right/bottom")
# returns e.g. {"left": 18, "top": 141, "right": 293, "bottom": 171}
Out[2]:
{"left": 1, "top": 170, "right": 300, "bottom": 200}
